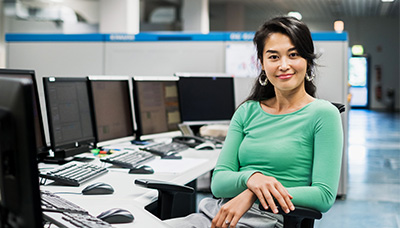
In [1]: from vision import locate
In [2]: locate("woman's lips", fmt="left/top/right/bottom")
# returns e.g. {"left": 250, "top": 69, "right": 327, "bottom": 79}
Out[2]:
{"left": 277, "top": 74, "right": 293, "bottom": 79}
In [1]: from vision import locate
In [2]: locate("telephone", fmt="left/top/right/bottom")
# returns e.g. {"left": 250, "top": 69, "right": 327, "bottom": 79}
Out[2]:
{"left": 172, "top": 136, "right": 215, "bottom": 150}
{"left": 172, "top": 136, "right": 205, "bottom": 148}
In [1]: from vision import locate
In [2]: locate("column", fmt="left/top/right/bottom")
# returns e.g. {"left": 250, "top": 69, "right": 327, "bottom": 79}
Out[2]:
{"left": 99, "top": 0, "right": 140, "bottom": 34}
{"left": 182, "top": 0, "right": 209, "bottom": 34}
{"left": 0, "top": 0, "right": 5, "bottom": 67}
{"left": 225, "top": 2, "right": 244, "bottom": 31}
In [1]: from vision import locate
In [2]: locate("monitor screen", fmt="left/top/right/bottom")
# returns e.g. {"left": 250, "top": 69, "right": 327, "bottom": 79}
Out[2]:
{"left": 176, "top": 75, "right": 235, "bottom": 124}
{"left": 0, "top": 69, "right": 48, "bottom": 157}
{"left": 88, "top": 77, "right": 134, "bottom": 144}
{"left": 0, "top": 76, "right": 43, "bottom": 227}
{"left": 43, "top": 77, "right": 95, "bottom": 159}
{"left": 132, "top": 77, "right": 181, "bottom": 139}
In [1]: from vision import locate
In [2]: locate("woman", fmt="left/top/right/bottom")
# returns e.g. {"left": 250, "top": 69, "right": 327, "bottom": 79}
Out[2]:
{"left": 165, "top": 16, "right": 343, "bottom": 228}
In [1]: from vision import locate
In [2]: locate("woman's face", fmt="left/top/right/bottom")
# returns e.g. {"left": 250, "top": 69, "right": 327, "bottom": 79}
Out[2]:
{"left": 261, "top": 33, "right": 308, "bottom": 95}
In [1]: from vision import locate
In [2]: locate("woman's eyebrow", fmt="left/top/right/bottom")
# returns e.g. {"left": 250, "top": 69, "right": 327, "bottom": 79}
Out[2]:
{"left": 265, "top": 47, "right": 297, "bottom": 54}
{"left": 265, "top": 50, "right": 278, "bottom": 54}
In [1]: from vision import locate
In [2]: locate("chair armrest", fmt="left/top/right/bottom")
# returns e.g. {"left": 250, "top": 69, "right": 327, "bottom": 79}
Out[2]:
{"left": 134, "top": 179, "right": 194, "bottom": 194}
{"left": 259, "top": 204, "right": 322, "bottom": 227}
{"left": 134, "top": 179, "right": 194, "bottom": 220}
{"left": 258, "top": 204, "right": 322, "bottom": 220}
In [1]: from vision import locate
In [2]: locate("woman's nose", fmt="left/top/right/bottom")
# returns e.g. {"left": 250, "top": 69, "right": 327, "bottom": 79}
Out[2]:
{"left": 279, "top": 58, "right": 289, "bottom": 71}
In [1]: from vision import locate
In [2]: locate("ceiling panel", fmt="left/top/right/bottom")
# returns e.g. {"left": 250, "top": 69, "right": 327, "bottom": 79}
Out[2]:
{"left": 210, "top": 0, "right": 399, "bottom": 19}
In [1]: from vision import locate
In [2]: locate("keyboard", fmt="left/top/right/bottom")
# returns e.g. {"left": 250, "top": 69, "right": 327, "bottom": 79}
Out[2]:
{"left": 140, "top": 142, "right": 189, "bottom": 157}
{"left": 39, "top": 162, "right": 108, "bottom": 186}
{"left": 41, "top": 190, "right": 88, "bottom": 214}
{"left": 55, "top": 212, "right": 113, "bottom": 228}
{"left": 41, "top": 191, "right": 113, "bottom": 228}
{"left": 100, "top": 150, "right": 155, "bottom": 168}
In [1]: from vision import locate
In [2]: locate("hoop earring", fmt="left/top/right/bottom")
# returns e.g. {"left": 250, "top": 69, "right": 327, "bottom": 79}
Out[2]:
{"left": 305, "top": 73, "right": 314, "bottom": 81}
{"left": 258, "top": 71, "right": 268, "bottom": 86}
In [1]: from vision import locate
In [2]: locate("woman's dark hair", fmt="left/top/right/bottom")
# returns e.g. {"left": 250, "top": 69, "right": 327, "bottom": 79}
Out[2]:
{"left": 246, "top": 16, "right": 317, "bottom": 102}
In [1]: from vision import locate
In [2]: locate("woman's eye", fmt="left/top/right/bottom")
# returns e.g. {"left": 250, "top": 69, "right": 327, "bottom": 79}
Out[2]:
{"left": 289, "top": 52, "right": 299, "bottom": 57}
{"left": 268, "top": 55, "right": 279, "bottom": 60}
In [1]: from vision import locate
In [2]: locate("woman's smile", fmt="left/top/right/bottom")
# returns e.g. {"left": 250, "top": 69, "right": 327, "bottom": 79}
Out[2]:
{"left": 276, "top": 73, "right": 294, "bottom": 79}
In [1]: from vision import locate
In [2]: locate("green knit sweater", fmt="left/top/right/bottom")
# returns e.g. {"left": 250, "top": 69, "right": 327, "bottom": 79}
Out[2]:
{"left": 211, "top": 99, "right": 343, "bottom": 212}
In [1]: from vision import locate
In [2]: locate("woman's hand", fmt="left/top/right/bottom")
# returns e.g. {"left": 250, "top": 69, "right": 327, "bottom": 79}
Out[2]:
{"left": 211, "top": 189, "right": 257, "bottom": 228}
{"left": 247, "top": 172, "right": 295, "bottom": 214}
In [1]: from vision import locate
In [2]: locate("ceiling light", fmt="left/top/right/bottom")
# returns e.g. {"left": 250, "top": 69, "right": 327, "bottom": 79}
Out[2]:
{"left": 352, "top": 45, "right": 364, "bottom": 56}
{"left": 381, "top": 0, "right": 394, "bottom": 2}
{"left": 288, "top": 11, "right": 302, "bottom": 20}
{"left": 334, "top": 20, "right": 344, "bottom": 33}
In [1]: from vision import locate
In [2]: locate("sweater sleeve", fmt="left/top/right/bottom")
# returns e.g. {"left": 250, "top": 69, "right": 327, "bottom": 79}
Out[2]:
{"left": 211, "top": 104, "right": 256, "bottom": 198}
{"left": 287, "top": 104, "right": 344, "bottom": 212}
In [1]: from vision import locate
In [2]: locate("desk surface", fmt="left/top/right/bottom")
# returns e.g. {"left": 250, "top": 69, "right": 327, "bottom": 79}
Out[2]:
{"left": 40, "top": 143, "right": 220, "bottom": 227}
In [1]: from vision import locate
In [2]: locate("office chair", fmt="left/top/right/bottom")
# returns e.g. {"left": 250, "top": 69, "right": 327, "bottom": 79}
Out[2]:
{"left": 136, "top": 102, "right": 346, "bottom": 227}
{"left": 135, "top": 179, "right": 321, "bottom": 227}
{"left": 135, "top": 179, "right": 195, "bottom": 220}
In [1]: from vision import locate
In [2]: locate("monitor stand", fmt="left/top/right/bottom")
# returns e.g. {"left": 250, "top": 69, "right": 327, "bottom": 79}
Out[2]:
{"left": 41, "top": 145, "right": 94, "bottom": 165}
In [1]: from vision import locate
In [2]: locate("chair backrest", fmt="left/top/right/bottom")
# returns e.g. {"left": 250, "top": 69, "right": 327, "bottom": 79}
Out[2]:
{"left": 331, "top": 102, "right": 346, "bottom": 113}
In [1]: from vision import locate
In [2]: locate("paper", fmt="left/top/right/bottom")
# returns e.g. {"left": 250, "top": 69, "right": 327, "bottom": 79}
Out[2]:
{"left": 146, "top": 158, "right": 208, "bottom": 174}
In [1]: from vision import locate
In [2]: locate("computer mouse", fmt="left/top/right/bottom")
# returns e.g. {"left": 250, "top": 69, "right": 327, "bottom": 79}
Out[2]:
{"left": 81, "top": 182, "right": 114, "bottom": 195}
{"left": 195, "top": 142, "right": 216, "bottom": 150}
{"left": 129, "top": 165, "right": 154, "bottom": 174}
{"left": 97, "top": 208, "right": 134, "bottom": 224}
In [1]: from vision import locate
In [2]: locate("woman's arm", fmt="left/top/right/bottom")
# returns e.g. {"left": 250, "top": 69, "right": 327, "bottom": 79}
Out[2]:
{"left": 287, "top": 105, "right": 344, "bottom": 212}
{"left": 211, "top": 104, "right": 258, "bottom": 198}
{"left": 211, "top": 189, "right": 257, "bottom": 228}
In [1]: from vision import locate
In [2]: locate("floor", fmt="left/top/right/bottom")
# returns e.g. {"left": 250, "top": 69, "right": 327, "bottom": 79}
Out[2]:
{"left": 197, "top": 109, "right": 400, "bottom": 227}
{"left": 315, "top": 109, "right": 400, "bottom": 228}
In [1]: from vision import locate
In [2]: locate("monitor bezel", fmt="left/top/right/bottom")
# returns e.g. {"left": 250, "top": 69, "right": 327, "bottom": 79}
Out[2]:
{"left": 0, "top": 76, "right": 43, "bottom": 227}
{"left": 132, "top": 76, "right": 181, "bottom": 140}
{"left": 43, "top": 76, "right": 96, "bottom": 154}
{"left": 0, "top": 68, "right": 48, "bottom": 157}
{"left": 174, "top": 73, "right": 235, "bottom": 124}
{"left": 87, "top": 75, "right": 136, "bottom": 147}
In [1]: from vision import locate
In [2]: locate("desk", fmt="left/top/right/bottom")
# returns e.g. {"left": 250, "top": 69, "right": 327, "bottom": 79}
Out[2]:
{"left": 40, "top": 146, "right": 220, "bottom": 227}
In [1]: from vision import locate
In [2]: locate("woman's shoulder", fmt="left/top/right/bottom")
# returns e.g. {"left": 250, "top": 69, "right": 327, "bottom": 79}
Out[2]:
{"left": 308, "top": 99, "right": 342, "bottom": 116}
{"left": 236, "top": 100, "right": 259, "bottom": 112}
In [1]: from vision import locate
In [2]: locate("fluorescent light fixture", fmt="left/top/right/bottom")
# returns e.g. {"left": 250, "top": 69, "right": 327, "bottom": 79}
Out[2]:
{"left": 334, "top": 20, "right": 344, "bottom": 33}
{"left": 288, "top": 11, "right": 302, "bottom": 20}
{"left": 351, "top": 45, "right": 364, "bottom": 55}
{"left": 381, "top": 0, "right": 394, "bottom": 2}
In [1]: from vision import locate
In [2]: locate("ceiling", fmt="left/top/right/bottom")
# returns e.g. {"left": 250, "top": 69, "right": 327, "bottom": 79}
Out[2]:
{"left": 3, "top": 0, "right": 399, "bottom": 24}
{"left": 210, "top": 0, "right": 399, "bottom": 19}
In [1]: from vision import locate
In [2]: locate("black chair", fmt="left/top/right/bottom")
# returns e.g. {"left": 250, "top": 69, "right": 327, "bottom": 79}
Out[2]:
{"left": 135, "top": 179, "right": 322, "bottom": 227}
{"left": 135, "top": 179, "right": 195, "bottom": 220}
{"left": 259, "top": 205, "right": 322, "bottom": 228}
{"left": 332, "top": 102, "right": 346, "bottom": 113}
{"left": 136, "top": 102, "right": 346, "bottom": 227}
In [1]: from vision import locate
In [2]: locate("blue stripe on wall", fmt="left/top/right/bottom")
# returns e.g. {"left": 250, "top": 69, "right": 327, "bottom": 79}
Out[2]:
{"left": 6, "top": 31, "right": 348, "bottom": 42}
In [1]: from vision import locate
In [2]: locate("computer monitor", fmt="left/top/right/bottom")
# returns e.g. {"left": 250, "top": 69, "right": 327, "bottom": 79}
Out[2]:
{"left": 132, "top": 76, "right": 181, "bottom": 140}
{"left": 0, "top": 76, "right": 43, "bottom": 227}
{"left": 0, "top": 69, "right": 48, "bottom": 159}
{"left": 175, "top": 73, "right": 235, "bottom": 125}
{"left": 87, "top": 76, "right": 135, "bottom": 147}
{"left": 43, "top": 77, "right": 96, "bottom": 160}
